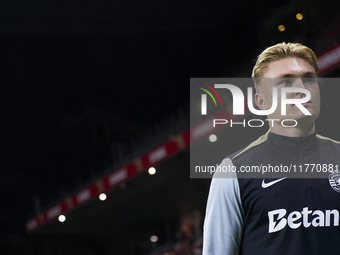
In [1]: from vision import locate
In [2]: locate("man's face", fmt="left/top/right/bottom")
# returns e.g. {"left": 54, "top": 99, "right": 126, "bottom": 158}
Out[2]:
{"left": 255, "top": 57, "right": 320, "bottom": 127}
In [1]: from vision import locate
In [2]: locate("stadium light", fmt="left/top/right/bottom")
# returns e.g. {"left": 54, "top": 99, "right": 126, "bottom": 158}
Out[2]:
{"left": 150, "top": 235, "right": 158, "bottom": 242}
{"left": 209, "top": 134, "right": 217, "bottom": 142}
{"left": 148, "top": 167, "right": 156, "bottom": 175}
{"left": 296, "top": 13, "right": 303, "bottom": 20}
{"left": 99, "top": 193, "right": 107, "bottom": 201}
{"left": 278, "top": 25, "right": 285, "bottom": 32}
{"left": 58, "top": 215, "right": 66, "bottom": 223}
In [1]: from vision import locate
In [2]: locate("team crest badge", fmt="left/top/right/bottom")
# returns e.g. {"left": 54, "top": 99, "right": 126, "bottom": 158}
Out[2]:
{"left": 329, "top": 170, "right": 340, "bottom": 193}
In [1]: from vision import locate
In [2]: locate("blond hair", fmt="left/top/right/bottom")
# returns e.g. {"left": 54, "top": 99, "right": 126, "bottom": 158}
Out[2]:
{"left": 252, "top": 42, "right": 318, "bottom": 91}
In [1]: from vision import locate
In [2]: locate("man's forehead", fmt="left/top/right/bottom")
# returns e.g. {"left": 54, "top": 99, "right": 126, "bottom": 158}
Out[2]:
{"left": 263, "top": 57, "right": 316, "bottom": 78}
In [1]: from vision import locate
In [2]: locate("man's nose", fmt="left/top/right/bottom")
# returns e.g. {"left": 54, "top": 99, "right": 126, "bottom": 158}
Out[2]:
{"left": 293, "top": 78, "right": 305, "bottom": 88}
{"left": 293, "top": 79, "right": 308, "bottom": 98}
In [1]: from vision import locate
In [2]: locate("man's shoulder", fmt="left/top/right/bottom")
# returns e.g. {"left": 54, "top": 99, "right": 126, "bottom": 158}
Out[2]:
{"left": 226, "top": 130, "right": 270, "bottom": 161}
{"left": 316, "top": 134, "right": 340, "bottom": 145}
{"left": 316, "top": 134, "right": 340, "bottom": 153}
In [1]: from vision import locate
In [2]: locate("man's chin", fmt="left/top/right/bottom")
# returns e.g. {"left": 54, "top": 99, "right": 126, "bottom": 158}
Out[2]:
{"left": 267, "top": 114, "right": 317, "bottom": 128}
{"left": 289, "top": 115, "right": 317, "bottom": 128}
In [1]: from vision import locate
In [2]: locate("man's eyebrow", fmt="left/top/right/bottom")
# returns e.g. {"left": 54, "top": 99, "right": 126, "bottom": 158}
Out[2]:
{"left": 277, "top": 72, "right": 317, "bottom": 78}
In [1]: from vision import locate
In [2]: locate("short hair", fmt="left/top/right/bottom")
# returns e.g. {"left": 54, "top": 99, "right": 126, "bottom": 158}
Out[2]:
{"left": 252, "top": 42, "right": 318, "bottom": 91}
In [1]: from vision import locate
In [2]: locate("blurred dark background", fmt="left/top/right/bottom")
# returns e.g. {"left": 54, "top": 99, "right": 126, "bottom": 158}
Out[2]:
{"left": 2, "top": 0, "right": 340, "bottom": 254}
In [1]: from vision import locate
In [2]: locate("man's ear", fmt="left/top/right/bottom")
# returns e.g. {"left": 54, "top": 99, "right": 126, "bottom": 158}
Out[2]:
{"left": 255, "top": 93, "right": 267, "bottom": 110}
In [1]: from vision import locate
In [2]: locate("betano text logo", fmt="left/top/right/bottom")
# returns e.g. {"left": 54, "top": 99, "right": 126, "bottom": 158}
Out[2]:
{"left": 268, "top": 207, "right": 339, "bottom": 233}
{"left": 199, "top": 84, "right": 312, "bottom": 128}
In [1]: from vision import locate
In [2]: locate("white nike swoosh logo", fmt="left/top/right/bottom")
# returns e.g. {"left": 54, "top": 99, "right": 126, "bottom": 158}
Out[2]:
{"left": 262, "top": 177, "right": 287, "bottom": 188}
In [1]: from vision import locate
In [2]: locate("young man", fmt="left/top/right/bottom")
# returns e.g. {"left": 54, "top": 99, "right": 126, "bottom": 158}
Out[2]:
{"left": 203, "top": 43, "right": 340, "bottom": 254}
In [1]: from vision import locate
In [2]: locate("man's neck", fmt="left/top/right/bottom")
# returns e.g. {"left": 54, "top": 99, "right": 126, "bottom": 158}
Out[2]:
{"left": 269, "top": 122, "right": 315, "bottom": 137}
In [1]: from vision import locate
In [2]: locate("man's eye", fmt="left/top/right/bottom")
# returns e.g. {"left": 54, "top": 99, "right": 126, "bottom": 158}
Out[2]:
{"left": 303, "top": 77, "right": 317, "bottom": 83}
{"left": 279, "top": 79, "right": 293, "bottom": 86}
